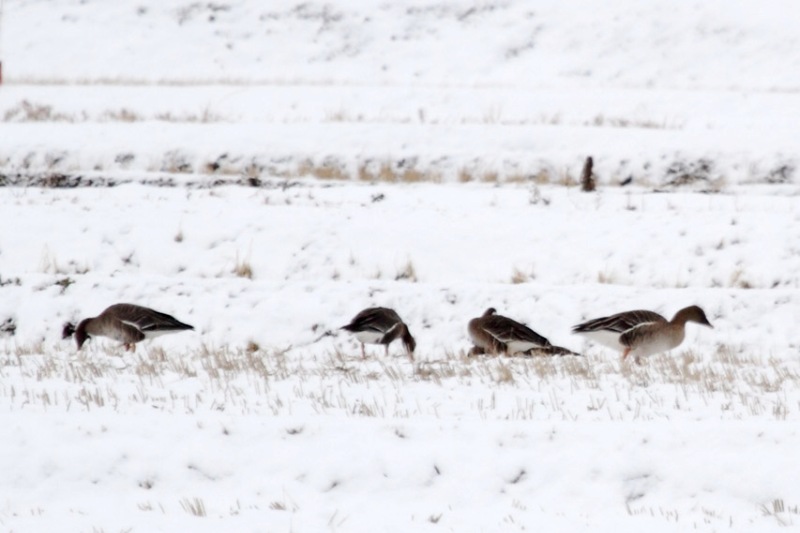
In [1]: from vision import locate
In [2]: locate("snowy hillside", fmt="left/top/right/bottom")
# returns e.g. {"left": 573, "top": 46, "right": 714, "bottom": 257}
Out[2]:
{"left": 5, "top": 0, "right": 800, "bottom": 89}
{"left": 1, "top": 0, "right": 799, "bottom": 184}
{"left": 1, "top": 1, "right": 800, "bottom": 531}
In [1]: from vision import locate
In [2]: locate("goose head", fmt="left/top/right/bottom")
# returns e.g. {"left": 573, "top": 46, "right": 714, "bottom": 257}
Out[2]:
{"left": 673, "top": 306, "right": 713, "bottom": 328}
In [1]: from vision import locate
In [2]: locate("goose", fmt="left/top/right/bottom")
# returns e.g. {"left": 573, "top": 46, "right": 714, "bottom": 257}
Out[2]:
{"left": 62, "top": 303, "right": 194, "bottom": 351}
{"left": 572, "top": 305, "right": 712, "bottom": 362}
{"left": 340, "top": 307, "right": 416, "bottom": 360}
{"left": 468, "top": 308, "right": 576, "bottom": 356}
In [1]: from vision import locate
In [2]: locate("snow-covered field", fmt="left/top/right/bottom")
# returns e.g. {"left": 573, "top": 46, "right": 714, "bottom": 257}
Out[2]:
{"left": 1, "top": 1, "right": 800, "bottom": 531}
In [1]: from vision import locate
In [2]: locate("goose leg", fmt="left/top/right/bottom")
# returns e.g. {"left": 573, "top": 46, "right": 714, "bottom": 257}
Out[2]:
{"left": 622, "top": 347, "right": 631, "bottom": 360}
{"left": 360, "top": 343, "right": 366, "bottom": 359}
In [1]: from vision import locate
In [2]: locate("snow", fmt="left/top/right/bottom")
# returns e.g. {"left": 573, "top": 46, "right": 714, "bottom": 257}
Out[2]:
{"left": 1, "top": 0, "right": 800, "bottom": 531}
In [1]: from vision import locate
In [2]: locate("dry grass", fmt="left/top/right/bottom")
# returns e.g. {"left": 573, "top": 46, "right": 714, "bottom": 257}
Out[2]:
{"left": 39, "top": 248, "right": 90, "bottom": 276}
{"left": 729, "top": 268, "right": 754, "bottom": 289}
{"left": 597, "top": 270, "right": 616, "bottom": 284}
{"left": 3, "top": 100, "right": 74, "bottom": 122}
{"left": 180, "top": 498, "right": 207, "bottom": 517}
{"left": 298, "top": 159, "right": 349, "bottom": 180}
{"left": 154, "top": 109, "right": 222, "bottom": 123}
{"left": 458, "top": 168, "right": 474, "bottom": 183}
{"left": 0, "top": 341, "right": 796, "bottom": 422}
{"left": 510, "top": 267, "right": 534, "bottom": 284}
{"left": 394, "top": 260, "right": 418, "bottom": 282}
{"left": 480, "top": 171, "right": 499, "bottom": 183}
{"left": 357, "top": 161, "right": 439, "bottom": 183}
{"left": 102, "top": 108, "right": 141, "bottom": 122}
{"left": 232, "top": 253, "right": 254, "bottom": 279}
{"left": 588, "top": 114, "right": 685, "bottom": 130}
{"left": 2, "top": 100, "right": 224, "bottom": 123}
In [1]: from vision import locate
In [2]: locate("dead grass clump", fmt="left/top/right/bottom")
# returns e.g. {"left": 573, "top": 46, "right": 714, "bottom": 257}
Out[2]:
{"left": 399, "top": 168, "right": 429, "bottom": 183}
{"left": 761, "top": 498, "right": 800, "bottom": 523}
{"left": 505, "top": 173, "right": 528, "bottom": 184}
{"left": 495, "top": 363, "right": 514, "bottom": 384}
{"left": 40, "top": 248, "right": 89, "bottom": 276}
{"left": 102, "top": 108, "right": 141, "bottom": 122}
{"left": 233, "top": 254, "right": 253, "bottom": 279}
{"left": 532, "top": 169, "right": 552, "bottom": 184}
{"left": 481, "top": 171, "right": 499, "bottom": 183}
{"left": 589, "top": 114, "right": 683, "bottom": 130}
{"left": 155, "top": 109, "right": 221, "bottom": 123}
{"left": 202, "top": 154, "right": 241, "bottom": 176}
{"left": 458, "top": 168, "right": 474, "bottom": 183}
{"left": 180, "top": 497, "right": 207, "bottom": 517}
{"left": 665, "top": 159, "right": 713, "bottom": 187}
{"left": 559, "top": 168, "right": 578, "bottom": 187}
{"left": 511, "top": 267, "right": 534, "bottom": 284}
{"left": 395, "top": 260, "right": 418, "bottom": 282}
{"left": 528, "top": 186, "right": 550, "bottom": 205}
{"left": 597, "top": 270, "right": 616, "bottom": 284}
{"left": 729, "top": 268, "right": 754, "bottom": 289}
{"left": 357, "top": 162, "right": 373, "bottom": 181}
{"left": 376, "top": 162, "right": 396, "bottom": 182}
{"left": 54, "top": 277, "right": 75, "bottom": 294}
{"left": 357, "top": 161, "right": 437, "bottom": 183}
{"left": 161, "top": 151, "right": 193, "bottom": 174}
{"left": 325, "top": 108, "right": 359, "bottom": 122}
{"left": 298, "top": 159, "right": 349, "bottom": 180}
{"left": 3, "top": 100, "right": 73, "bottom": 122}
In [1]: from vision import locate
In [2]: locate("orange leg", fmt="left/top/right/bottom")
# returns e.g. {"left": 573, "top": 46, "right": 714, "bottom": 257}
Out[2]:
{"left": 622, "top": 347, "right": 631, "bottom": 360}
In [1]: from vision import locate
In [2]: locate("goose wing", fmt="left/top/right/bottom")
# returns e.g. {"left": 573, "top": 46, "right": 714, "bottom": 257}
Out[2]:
{"left": 572, "top": 310, "right": 666, "bottom": 334}
{"left": 109, "top": 304, "right": 194, "bottom": 332}
{"left": 341, "top": 307, "right": 401, "bottom": 334}
{"left": 482, "top": 315, "right": 551, "bottom": 347}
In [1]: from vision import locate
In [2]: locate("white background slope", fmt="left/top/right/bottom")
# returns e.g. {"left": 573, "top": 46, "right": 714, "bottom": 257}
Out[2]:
{"left": 0, "top": 1, "right": 799, "bottom": 531}
{"left": 1, "top": 0, "right": 799, "bottom": 184}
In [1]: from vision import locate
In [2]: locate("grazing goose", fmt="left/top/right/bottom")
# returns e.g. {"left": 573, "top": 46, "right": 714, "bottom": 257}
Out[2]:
{"left": 340, "top": 307, "right": 416, "bottom": 361}
{"left": 62, "top": 303, "right": 194, "bottom": 351}
{"left": 468, "top": 308, "right": 577, "bottom": 357}
{"left": 572, "top": 305, "right": 712, "bottom": 362}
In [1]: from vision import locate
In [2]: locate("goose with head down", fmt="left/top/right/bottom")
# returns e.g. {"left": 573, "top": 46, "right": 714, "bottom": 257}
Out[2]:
{"left": 468, "top": 307, "right": 577, "bottom": 357}
{"left": 341, "top": 307, "right": 416, "bottom": 361}
{"left": 63, "top": 303, "right": 194, "bottom": 351}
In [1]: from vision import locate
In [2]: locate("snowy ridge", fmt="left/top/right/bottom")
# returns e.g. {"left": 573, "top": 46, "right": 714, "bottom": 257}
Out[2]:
{"left": 1, "top": 1, "right": 800, "bottom": 531}
{"left": 5, "top": 0, "right": 800, "bottom": 89}
{"left": 1, "top": 84, "right": 797, "bottom": 186}
{"left": 1, "top": 1, "right": 799, "bottom": 184}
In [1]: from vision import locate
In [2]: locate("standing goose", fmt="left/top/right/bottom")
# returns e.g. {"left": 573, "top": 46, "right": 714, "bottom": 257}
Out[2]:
{"left": 62, "top": 303, "right": 194, "bottom": 351}
{"left": 468, "top": 308, "right": 577, "bottom": 357}
{"left": 341, "top": 307, "right": 416, "bottom": 361}
{"left": 572, "top": 305, "right": 712, "bottom": 362}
